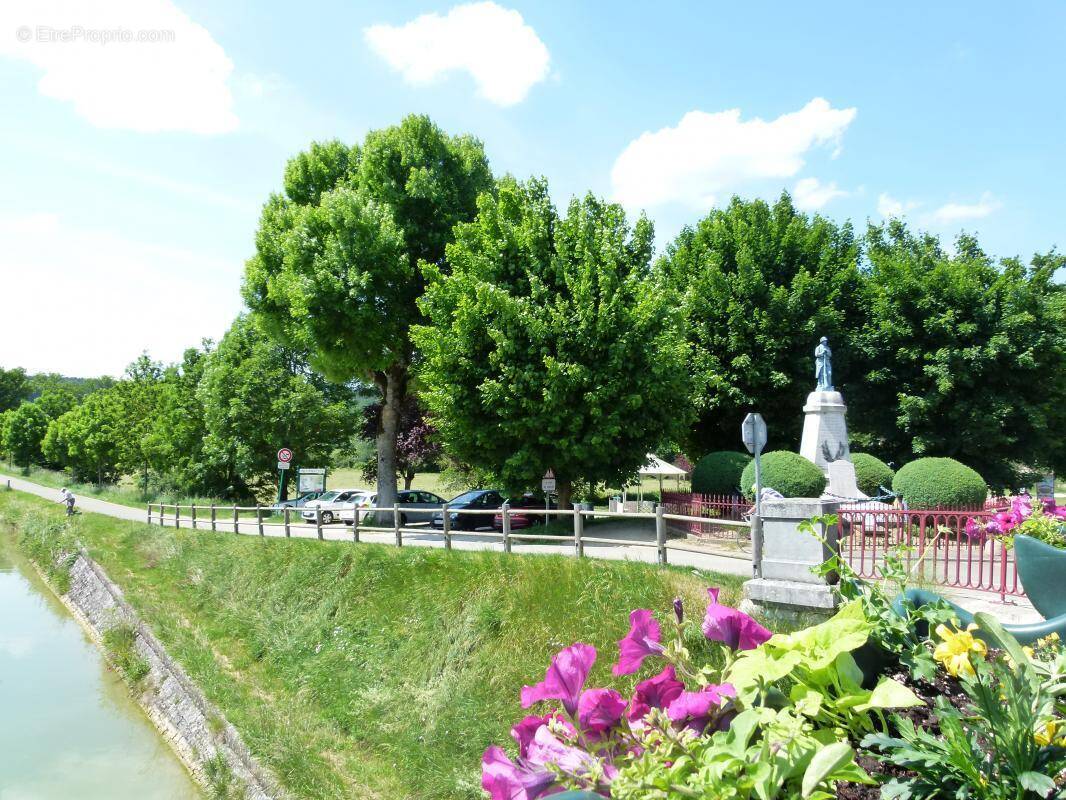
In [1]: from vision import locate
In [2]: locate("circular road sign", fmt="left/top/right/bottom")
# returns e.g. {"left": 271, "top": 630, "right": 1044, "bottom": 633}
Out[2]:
{"left": 277, "top": 448, "right": 293, "bottom": 464}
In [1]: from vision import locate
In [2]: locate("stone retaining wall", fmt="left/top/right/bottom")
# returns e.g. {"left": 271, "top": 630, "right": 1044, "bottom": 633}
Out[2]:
{"left": 57, "top": 549, "right": 284, "bottom": 800}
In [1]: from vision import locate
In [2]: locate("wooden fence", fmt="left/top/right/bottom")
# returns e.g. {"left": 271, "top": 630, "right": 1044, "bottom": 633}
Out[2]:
{"left": 145, "top": 501, "right": 751, "bottom": 567}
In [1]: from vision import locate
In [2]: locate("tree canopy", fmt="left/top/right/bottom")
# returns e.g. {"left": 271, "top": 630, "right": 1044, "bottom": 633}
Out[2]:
{"left": 850, "top": 221, "right": 1066, "bottom": 488}
{"left": 656, "top": 194, "right": 863, "bottom": 457}
{"left": 243, "top": 114, "right": 493, "bottom": 506}
{"left": 414, "top": 177, "right": 690, "bottom": 507}
{"left": 0, "top": 367, "right": 30, "bottom": 412}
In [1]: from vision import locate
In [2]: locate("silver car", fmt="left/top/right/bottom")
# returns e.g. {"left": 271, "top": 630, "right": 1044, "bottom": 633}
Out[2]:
{"left": 341, "top": 489, "right": 446, "bottom": 525}
{"left": 300, "top": 489, "right": 367, "bottom": 525}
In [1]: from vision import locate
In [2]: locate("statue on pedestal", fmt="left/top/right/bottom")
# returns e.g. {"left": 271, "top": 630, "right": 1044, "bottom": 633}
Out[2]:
{"left": 815, "top": 337, "right": 833, "bottom": 391}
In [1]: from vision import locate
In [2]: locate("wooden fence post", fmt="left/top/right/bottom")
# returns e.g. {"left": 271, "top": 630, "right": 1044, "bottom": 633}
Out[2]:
{"left": 655, "top": 503, "right": 667, "bottom": 565}
{"left": 573, "top": 504, "right": 584, "bottom": 558}
{"left": 146, "top": 503, "right": 151, "bottom": 525}
{"left": 210, "top": 504, "right": 216, "bottom": 532}
{"left": 174, "top": 504, "right": 180, "bottom": 529}
{"left": 159, "top": 504, "right": 165, "bottom": 527}
{"left": 191, "top": 505, "right": 198, "bottom": 530}
{"left": 393, "top": 504, "right": 402, "bottom": 547}
{"left": 257, "top": 504, "right": 264, "bottom": 537}
{"left": 502, "top": 502, "right": 511, "bottom": 553}
{"left": 442, "top": 502, "right": 451, "bottom": 550}
{"left": 353, "top": 507, "right": 360, "bottom": 543}
{"left": 232, "top": 506, "right": 238, "bottom": 534}
{"left": 315, "top": 507, "right": 323, "bottom": 540}
{"left": 284, "top": 507, "right": 291, "bottom": 537}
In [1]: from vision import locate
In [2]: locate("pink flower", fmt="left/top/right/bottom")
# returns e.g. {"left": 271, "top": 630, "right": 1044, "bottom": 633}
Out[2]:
{"left": 612, "top": 609, "right": 663, "bottom": 676}
{"left": 995, "top": 510, "right": 1020, "bottom": 533}
{"left": 577, "top": 688, "right": 627, "bottom": 736}
{"left": 701, "top": 588, "right": 771, "bottom": 651}
{"left": 481, "top": 746, "right": 557, "bottom": 800}
{"left": 522, "top": 643, "right": 597, "bottom": 716}
{"left": 526, "top": 726, "right": 598, "bottom": 776}
{"left": 512, "top": 714, "right": 575, "bottom": 759}
{"left": 628, "top": 665, "right": 685, "bottom": 721}
{"left": 666, "top": 684, "right": 736, "bottom": 733}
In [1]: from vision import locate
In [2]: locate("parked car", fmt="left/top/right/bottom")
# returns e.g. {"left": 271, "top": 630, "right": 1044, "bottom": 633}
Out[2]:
{"left": 300, "top": 489, "right": 367, "bottom": 525}
{"left": 492, "top": 493, "right": 557, "bottom": 531}
{"left": 430, "top": 489, "right": 506, "bottom": 531}
{"left": 272, "top": 490, "right": 325, "bottom": 510}
{"left": 340, "top": 490, "right": 446, "bottom": 525}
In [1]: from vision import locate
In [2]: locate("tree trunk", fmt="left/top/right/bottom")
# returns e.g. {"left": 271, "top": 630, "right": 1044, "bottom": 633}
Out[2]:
{"left": 403, "top": 467, "right": 415, "bottom": 490}
{"left": 557, "top": 477, "right": 573, "bottom": 515}
{"left": 375, "top": 366, "right": 406, "bottom": 512}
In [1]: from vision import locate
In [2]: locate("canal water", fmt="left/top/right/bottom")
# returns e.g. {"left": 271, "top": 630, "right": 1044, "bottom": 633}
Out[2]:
{"left": 0, "top": 532, "right": 199, "bottom": 798}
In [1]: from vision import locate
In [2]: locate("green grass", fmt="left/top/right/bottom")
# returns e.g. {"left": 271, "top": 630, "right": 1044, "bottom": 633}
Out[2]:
{"left": 0, "top": 491, "right": 746, "bottom": 800}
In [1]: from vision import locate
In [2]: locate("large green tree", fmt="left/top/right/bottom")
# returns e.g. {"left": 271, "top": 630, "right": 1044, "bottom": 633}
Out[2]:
{"left": 2, "top": 401, "right": 49, "bottom": 468}
{"left": 0, "top": 367, "right": 30, "bottom": 412}
{"left": 656, "top": 194, "right": 864, "bottom": 456}
{"left": 850, "top": 221, "right": 1066, "bottom": 488}
{"left": 243, "top": 115, "right": 493, "bottom": 508}
{"left": 413, "top": 177, "right": 690, "bottom": 508}
{"left": 197, "top": 316, "right": 354, "bottom": 499}
{"left": 42, "top": 389, "right": 125, "bottom": 485}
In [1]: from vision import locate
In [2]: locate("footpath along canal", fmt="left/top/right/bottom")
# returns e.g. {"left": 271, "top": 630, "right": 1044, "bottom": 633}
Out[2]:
{"left": 0, "top": 530, "right": 199, "bottom": 798}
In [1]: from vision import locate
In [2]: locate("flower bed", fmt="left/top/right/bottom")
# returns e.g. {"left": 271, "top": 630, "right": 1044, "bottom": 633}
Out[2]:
{"left": 967, "top": 494, "right": 1066, "bottom": 548}
{"left": 481, "top": 525, "right": 1066, "bottom": 799}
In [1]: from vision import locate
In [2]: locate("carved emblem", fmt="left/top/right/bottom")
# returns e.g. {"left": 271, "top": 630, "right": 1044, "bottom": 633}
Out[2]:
{"left": 821, "top": 441, "right": 847, "bottom": 463}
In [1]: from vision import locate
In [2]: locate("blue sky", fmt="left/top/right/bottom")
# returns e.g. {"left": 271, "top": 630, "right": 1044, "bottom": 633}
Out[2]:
{"left": 1, "top": 0, "right": 1063, "bottom": 377}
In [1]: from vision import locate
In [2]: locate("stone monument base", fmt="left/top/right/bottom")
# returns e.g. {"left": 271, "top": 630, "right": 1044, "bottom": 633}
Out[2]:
{"left": 741, "top": 578, "right": 838, "bottom": 621}
{"left": 799, "top": 390, "right": 851, "bottom": 474}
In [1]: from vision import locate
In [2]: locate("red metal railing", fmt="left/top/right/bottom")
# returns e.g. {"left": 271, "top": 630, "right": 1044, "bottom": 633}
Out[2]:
{"left": 838, "top": 504, "right": 1021, "bottom": 598}
{"left": 660, "top": 492, "right": 1021, "bottom": 598}
{"left": 660, "top": 493, "right": 750, "bottom": 539}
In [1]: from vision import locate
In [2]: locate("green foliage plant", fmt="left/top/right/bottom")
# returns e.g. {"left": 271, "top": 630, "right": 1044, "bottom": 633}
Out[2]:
{"left": 891, "top": 456, "right": 987, "bottom": 508}
{"left": 102, "top": 623, "right": 151, "bottom": 685}
{"left": 691, "top": 451, "right": 751, "bottom": 495}
{"left": 864, "top": 613, "right": 1066, "bottom": 800}
{"left": 3, "top": 402, "right": 50, "bottom": 469}
{"left": 850, "top": 453, "right": 895, "bottom": 498}
{"left": 739, "top": 451, "right": 826, "bottom": 500}
{"left": 726, "top": 602, "right": 922, "bottom": 741}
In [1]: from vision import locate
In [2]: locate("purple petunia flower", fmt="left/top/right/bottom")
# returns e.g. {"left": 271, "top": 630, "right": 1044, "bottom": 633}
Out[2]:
{"left": 526, "top": 726, "right": 598, "bottom": 775}
{"left": 627, "top": 665, "right": 685, "bottom": 721}
{"left": 521, "top": 643, "right": 597, "bottom": 716}
{"left": 666, "top": 684, "right": 736, "bottom": 734}
{"left": 673, "top": 597, "right": 684, "bottom": 624}
{"left": 612, "top": 609, "right": 664, "bottom": 676}
{"left": 577, "top": 688, "right": 627, "bottom": 737}
{"left": 701, "top": 588, "right": 771, "bottom": 651}
{"left": 481, "top": 745, "right": 557, "bottom": 800}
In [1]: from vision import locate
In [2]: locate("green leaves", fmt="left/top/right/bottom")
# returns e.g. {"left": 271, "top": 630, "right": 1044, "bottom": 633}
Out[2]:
{"left": 801, "top": 742, "right": 856, "bottom": 799}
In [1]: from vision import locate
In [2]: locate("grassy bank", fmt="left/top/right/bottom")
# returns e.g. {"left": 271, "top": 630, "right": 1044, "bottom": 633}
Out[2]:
{"left": 0, "top": 490, "right": 742, "bottom": 800}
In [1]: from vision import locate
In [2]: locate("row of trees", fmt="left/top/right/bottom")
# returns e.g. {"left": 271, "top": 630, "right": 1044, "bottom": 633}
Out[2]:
{"left": 4, "top": 114, "right": 1064, "bottom": 500}
{"left": 1, "top": 317, "right": 359, "bottom": 499}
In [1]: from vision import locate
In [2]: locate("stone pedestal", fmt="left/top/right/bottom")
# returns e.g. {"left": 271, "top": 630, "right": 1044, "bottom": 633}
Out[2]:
{"left": 743, "top": 498, "right": 840, "bottom": 617}
{"left": 799, "top": 391, "right": 851, "bottom": 474}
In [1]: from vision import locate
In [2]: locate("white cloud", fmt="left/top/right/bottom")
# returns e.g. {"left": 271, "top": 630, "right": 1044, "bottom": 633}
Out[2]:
{"left": 877, "top": 193, "right": 920, "bottom": 217}
{"left": 0, "top": 212, "right": 242, "bottom": 376}
{"left": 792, "top": 177, "right": 848, "bottom": 211}
{"left": 929, "top": 192, "right": 1002, "bottom": 224}
{"left": 0, "top": 0, "right": 237, "bottom": 134}
{"left": 364, "top": 2, "right": 549, "bottom": 106}
{"left": 610, "top": 98, "right": 857, "bottom": 210}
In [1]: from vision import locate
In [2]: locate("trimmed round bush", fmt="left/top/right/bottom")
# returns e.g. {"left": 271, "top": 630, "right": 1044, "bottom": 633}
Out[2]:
{"left": 691, "top": 451, "right": 751, "bottom": 495}
{"left": 891, "top": 457, "right": 987, "bottom": 508}
{"left": 739, "top": 451, "right": 826, "bottom": 501}
{"left": 851, "top": 453, "right": 895, "bottom": 497}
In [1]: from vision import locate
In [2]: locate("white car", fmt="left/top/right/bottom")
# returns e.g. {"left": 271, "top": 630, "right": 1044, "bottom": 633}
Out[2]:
{"left": 340, "top": 489, "right": 446, "bottom": 525}
{"left": 299, "top": 489, "right": 368, "bottom": 525}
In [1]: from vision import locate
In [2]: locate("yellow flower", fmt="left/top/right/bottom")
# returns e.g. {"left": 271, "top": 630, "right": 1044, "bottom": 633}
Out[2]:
{"left": 1023, "top": 646, "right": 1036, "bottom": 660}
{"left": 933, "top": 624, "right": 987, "bottom": 679}
{"left": 1034, "top": 720, "right": 1064, "bottom": 747}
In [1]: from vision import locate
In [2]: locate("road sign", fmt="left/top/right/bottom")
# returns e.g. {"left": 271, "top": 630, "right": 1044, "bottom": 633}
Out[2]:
{"left": 277, "top": 461, "right": 290, "bottom": 470}
{"left": 741, "top": 413, "right": 767, "bottom": 455}
{"left": 298, "top": 468, "right": 326, "bottom": 493}
{"left": 541, "top": 468, "right": 556, "bottom": 493}
{"left": 277, "top": 448, "right": 293, "bottom": 464}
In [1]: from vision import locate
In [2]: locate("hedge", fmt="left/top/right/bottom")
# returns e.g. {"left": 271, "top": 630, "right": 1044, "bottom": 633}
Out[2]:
{"left": 691, "top": 451, "right": 751, "bottom": 495}
{"left": 851, "top": 453, "right": 895, "bottom": 497}
{"left": 891, "top": 457, "right": 988, "bottom": 508}
{"left": 739, "top": 451, "right": 826, "bottom": 501}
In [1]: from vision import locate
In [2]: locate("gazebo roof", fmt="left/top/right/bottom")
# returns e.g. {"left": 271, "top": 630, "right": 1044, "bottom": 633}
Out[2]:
{"left": 638, "top": 454, "right": 688, "bottom": 477}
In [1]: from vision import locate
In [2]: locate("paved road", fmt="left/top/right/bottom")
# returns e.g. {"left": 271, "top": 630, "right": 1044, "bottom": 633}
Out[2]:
{"left": 2, "top": 474, "right": 1038, "bottom": 621}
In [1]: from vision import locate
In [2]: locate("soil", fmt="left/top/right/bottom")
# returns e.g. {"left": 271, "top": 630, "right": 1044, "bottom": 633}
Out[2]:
{"left": 836, "top": 666, "right": 969, "bottom": 800}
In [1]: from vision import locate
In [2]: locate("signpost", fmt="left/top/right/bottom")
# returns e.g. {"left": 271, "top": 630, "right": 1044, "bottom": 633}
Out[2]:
{"left": 542, "top": 469, "right": 556, "bottom": 522}
{"left": 276, "top": 448, "right": 293, "bottom": 504}
{"left": 742, "top": 413, "right": 768, "bottom": 579}
{"left": 298, "top": 468, "right": 327, "bottom": 494}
